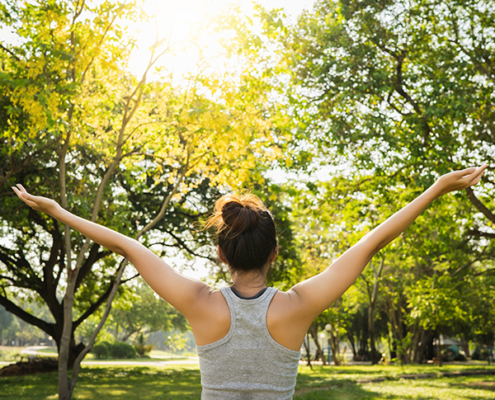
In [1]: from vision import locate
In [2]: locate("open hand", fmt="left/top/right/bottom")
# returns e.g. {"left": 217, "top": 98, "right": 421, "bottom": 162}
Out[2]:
{"left": 12, "top": 184, "right": 61, "bottom": 216}
{"left": 435, "top": 164, "right": 488, "bottom": 196}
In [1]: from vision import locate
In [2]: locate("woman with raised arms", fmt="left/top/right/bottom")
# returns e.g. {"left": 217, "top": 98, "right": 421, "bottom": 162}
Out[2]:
{"left": 12, "top": 164, "right": 487, "bottom": 399}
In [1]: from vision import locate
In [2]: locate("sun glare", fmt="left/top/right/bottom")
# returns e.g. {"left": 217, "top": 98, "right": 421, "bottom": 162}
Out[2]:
{"left": 127, "top": 0, "right": 312, "bottom": 85}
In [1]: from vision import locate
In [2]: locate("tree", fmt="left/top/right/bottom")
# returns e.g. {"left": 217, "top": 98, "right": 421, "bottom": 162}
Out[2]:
{"left": 271, "top": 0, "right": 495, "bottom": 241}
{"left": 0, "top": 305, "right": 14, "bottom": 344}
{"left": 408, "top": 274, "right": 468, "bottom": 366}
{"left": 111, "top": 278, "right": 187, "bottom": 342}
{"left": 228, "top": 0, "right": 495, "bottom": 363}
{"left": 0, "top": 1, "right": 290, "bottom": 399}
{"left": 165, "top": 332, "right": 187, "bottom": 355}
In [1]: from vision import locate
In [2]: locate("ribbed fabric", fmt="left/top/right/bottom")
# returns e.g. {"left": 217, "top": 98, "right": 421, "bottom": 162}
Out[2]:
{"left": 197, "top": 287, "right": 301, "bottom": 400}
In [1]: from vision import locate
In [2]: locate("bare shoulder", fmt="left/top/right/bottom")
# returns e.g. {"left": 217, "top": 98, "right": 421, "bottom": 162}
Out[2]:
{"left": 197, "top": 287, "right": 229, "bottom": 312}
{"left": 266, "top": 289, "right": 311, "bottom": 351}
{"left": 269, "top": 289, "right": 303, "bottom": 316}
{"left": 187, "top": 287, "right": 231, "bottom": 346}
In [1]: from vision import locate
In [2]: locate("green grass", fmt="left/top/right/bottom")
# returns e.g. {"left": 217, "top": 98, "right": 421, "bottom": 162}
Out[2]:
{"left": 294, "top": 365, "right": 495, "bottom": 399}
{"left": 0, "top": 349, "right": 21, "bottom": 362}
{"left": 0, "top": 364, "right": 494, "bottom": 399}
{"left": 0, "top": 365, "right": 202, "bottom": 400}
{"left": 37, "top": 348, "right": 57, "bottom": 354}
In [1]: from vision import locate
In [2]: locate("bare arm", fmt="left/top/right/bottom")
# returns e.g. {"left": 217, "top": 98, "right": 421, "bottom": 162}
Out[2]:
{"left": 288, "top": 165, "right": 488, "bottom": 323}
{"left": 11, "top": 184, "right": 209, "bottom": 317}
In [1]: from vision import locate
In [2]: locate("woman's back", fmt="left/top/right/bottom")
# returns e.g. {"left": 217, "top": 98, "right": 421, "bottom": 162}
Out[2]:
{"left": 198, "top": 287, "right": 300, "bottom": 399}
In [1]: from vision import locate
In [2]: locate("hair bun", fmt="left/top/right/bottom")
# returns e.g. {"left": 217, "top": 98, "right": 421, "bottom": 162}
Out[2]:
{"left": 204, "top": 193, "right": 278, "bottom": 273}
{"left": 204, "top": 193, "right": 270, "bottom": 238}
{"left": 222, "top": 201, "right": 260, "bottom": 234}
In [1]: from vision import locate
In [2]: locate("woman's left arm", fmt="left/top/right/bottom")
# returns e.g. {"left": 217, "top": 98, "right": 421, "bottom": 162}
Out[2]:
{"left": 11, "top": 184, "right": 210, "bottom": 317}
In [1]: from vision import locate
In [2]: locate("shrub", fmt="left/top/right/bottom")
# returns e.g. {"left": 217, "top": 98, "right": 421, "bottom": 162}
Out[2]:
{"left": 0, "top": 349, "right": 21, "bottom": 362}
{"left": 134, "top": 343, "right": 154, "bottom": 357}
{"left": 110, "top": 341, "right": 136, "bottom": 359}
{"left": 92, "top": 342, "right": 110, "bottom": 359}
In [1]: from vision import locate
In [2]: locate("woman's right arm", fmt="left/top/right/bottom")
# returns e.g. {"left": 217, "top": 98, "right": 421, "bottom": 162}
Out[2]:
{"left": 11, "top": 184, "right": 211, "bottom": 317}
{"left": 286, "top": 165, "right": 487, "bottom": 324}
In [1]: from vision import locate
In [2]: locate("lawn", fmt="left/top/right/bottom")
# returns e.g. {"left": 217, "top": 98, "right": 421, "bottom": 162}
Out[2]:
{"left": 294, "top": 365, "right": 495, "bottom": 399}
{"left": 0, "top": 364, "right": 494, "bottom": 399}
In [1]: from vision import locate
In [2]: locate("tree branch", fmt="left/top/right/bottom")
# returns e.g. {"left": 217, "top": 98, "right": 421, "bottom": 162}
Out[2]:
{"left": 465, "top": 187, "right": 495, "bottom": 224}
{"left": 0, "top": 138, "right": 57, "bottom": 193}
{"left": 121, "top": 273, "right": 139, "bottom": 284}
{"left": 160, "top": 232, "right": 216, "bottom": 262}
{"left": 74, "top": 244, "right": 111, "bottom": 291}
{"left": 0, "top": 42, "right": 21, "bottom": 62}
{"left": 72, "top": 280, "right": 115, "bottom": 329}
{"left": 467, "top": 228, "right": 495, "bottom": 240}
{"left": 0, "top": 294, "right": 54, "bottom": 336}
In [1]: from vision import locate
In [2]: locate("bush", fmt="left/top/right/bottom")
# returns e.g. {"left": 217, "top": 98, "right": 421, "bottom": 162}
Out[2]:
{"left": 0, "top": 349, "right": 21, "bottom": 362}
{"left": 472, "top": 346, "right": 491, "bottom": 361}
{"left": 92, "top": 340, "right": 136, "bottom": 359}
{"left": 92, "top": 342, "right": 111, "bottom": 359}
{"left": 134, "top": 343, "right": 154, "bottom": 357}
{"left": 110, "top": 341, "right": 136, "bottom": 359}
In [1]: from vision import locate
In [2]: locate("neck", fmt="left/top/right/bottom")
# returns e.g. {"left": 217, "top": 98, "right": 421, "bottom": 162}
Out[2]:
{"left": 231, "top": 269, "right": 267, "bottom": 297}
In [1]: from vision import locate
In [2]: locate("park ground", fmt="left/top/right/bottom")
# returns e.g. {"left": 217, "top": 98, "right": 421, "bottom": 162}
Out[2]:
{"left": 1, "top": 361, "right": 495, "bottom": 399}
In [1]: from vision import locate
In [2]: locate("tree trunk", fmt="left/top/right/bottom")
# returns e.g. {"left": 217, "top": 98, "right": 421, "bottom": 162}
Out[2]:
{"left": 58, "top": 269, "right": 79, "bottom": 400}
{"left": 397, "top": 306, "right": 410, "bottom": 364}
{"left": 347, "top": 332, "right": 357, "bottom": 360}
{"left": 65, "top": 171, "right": 186, "bottom": 399}
{"left": 437, "top": 332, "right": 443, "bottom": 367}
{"left": 309, "top": 324, "right": 326, "bottom": 365}
{"left": 368, "top": 257, "right": 384, "bottom": 365}
{"left": 303, "top": 333, "right": 312, "bottom": 369}
{"left": 368, "top": 305, "right": 380, "bottom": 364}
{"left": 411, "top": 324, "right": 422, "bottom": 363}
{"left": 414, "top": 328, "right": 431, "bottom": 364}
{"left": 328, "top": 326, "right": 341, "bottom": 366}
{"left": 387, "top": 294, "right": 408, "bottom": 364}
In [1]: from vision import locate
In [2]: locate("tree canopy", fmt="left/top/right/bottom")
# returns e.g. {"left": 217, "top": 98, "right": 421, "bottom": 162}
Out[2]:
{"left": 1, "top": 0, "right": 495, "bottom": 398}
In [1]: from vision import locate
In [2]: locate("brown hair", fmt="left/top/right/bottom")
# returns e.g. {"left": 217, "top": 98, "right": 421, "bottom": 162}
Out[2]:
{"left": 205, "top": 193, "right": 278, "bottom": 273}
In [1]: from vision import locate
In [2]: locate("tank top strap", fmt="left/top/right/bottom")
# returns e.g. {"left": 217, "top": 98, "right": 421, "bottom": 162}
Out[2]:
{"left": 220, "top": 286, "right": 238, "bottom": 311}
{"left": 262, "top": 287, "right": 301, "bottom": 356}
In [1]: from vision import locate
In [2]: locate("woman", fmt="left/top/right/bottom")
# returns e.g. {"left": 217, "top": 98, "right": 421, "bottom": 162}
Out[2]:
{"left": 12, "top": 164, "right": 487, "bottom": 399}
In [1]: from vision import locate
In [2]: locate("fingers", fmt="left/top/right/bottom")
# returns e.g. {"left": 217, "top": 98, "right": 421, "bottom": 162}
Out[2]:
{"left": 11, "top": 186, "right": 23, "bottom": 198}
{"left": 457, "top": 164, "right": 487, "bottom": 180}
{"left": 457, "top": 167, "right": 477, "bottom": 177}
{"left": 14, "top": 183, "right": 34, "bottom": 200}
{"left": 462, "top": 164, "right": 488, "bottom": 189}
{"left": 12, "top": 184, "right": 31, "bottom": 200}
{"left": 468, "top": 164, "right": 488, "bottom": 183}
{"left": 16, "top": 183, "right": 31, "bottom": 197}
{"left": 16, "top": 183, "right": 27, "bottom": 193}
{"left": 12, "top": 185, "right": 38, "bottom": 209}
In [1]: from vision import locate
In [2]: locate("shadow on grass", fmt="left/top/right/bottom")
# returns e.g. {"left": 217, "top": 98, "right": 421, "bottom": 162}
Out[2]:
{"left": 295, "top": 368, "right": 394, "bottom": 400}
{"left": 0, "top": 366, "right": 202, "bottom": 400}
{"left": 295, "top": 383, "right": 399, "bottom": 400}
{"left": 296, "top": 370, "right": 495, "bottom": 400}
{"left": 2, "top": 364, "right": 495, "bottom": 400}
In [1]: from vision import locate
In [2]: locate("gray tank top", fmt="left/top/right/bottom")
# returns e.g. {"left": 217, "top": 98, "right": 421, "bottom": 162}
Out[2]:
{"left": 197, "top": 287, "right": 301, "bottom": 399}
